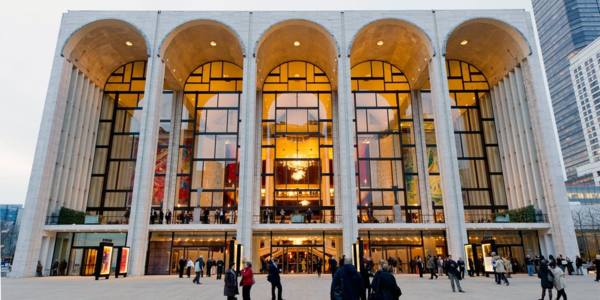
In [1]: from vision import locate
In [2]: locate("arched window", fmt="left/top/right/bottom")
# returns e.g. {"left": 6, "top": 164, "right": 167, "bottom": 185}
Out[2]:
{"left": 176, "top": 61, "right": 243, "bottom": 221}
{"left": 88, "top": 61, "right": 147, "bottom": 219}
{"left": 260, "top": 61, "right": 334, "bottom": 223}
{"left": 446, "top": 60, "right": 507, "bottom": 221}
{"left": 351, "top": 61, "right": 419, "bottom": 224}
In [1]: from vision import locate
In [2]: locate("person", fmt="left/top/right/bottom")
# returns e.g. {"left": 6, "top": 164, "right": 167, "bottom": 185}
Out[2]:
{"left": 493, "top": 256, "right": 509, "bottom": 285}
{"left": 220, "top": 208, "right": 225, "bottom": 224}
{"left": 205, "top": 257, "right": 212, "bottom": 277}
{"left": 194, "top": 255, "right": 204, "bottom": 284}
{"left": 178, "top": 256, "right": 186, "bottom": 278}
{"left": 124, "top": 208, "right": 130, "bottom": 224}
{"left": 150, "top": 209, "right": 156, "bottom": 224}
{"left": 550, "top": 262, "right": 567, "bottom": 300}
{"left": 329, "top": 256, "right": 338, "bottom": 278}
{"left": 159, "top": 209, "right": 164, "bottom": 224}
{"left": 229, "top": 210, "right": 235, "bottom": 224}
{"left": 165, "top": 209, "right": 172, "bottom": 224}
{"left": 301, "top": 259, "right": 306, "bottom": 273}
{"left": 240, "top": 261, "right": 254, "bottom": 300}
{"left": 269, "top": 209, "right": 275, "bottom": 224}
{"left": 186, "top": 257, "right": 193, "bottom": 278}
{"left": 269, "top": 259, "right": 283, "bottom": 300}
{"left": 330, "top": 257, "right": 366, "bottom": 300}
{"left": 492, "top": 253, "right": 499, "bottom": 284}
{"left": 565, "top": 257, "right": 574, "bottom": 275}
{"left": 179, "top": 210, "right": 185, "bottom": 224}
{"left": 360, "top": 260, "right": 373, "bottom": 295}
{"left": 224, "top": 263, "right": 239, "bottom": 300}
{"left": 367, "top": 208, "right": 373, "bottom": 223}
{"left": 458, "top": 257, "right": 465, "bottom": 279}
{"left": 52, "top": 259, "right": 59, "bottom": 276}
{"left": 428, "top": 255, "right": 438, "bottom": 279}
{"left": 59, "top": 259, "right": 67, "bottom": 276}
{"left": 538, "top": 255, "right": 554, "bottom": 300}
{"left": 279, "top": 209, "right": 285, "bottom": 224}
{"left": 574, "top": 255, "right": 583, "bottom": 276}
{"left": 36, "top": 261, "right": 44, "bottom": 277}
{"left": 203, "top": 207, "right": 209, "bottom": 224}
{"left": 437, "top": 256, "right": 444, "bottom": 276}
{"left": 217, "top": 257, "right": 225, "bottom": 280}
{"left": 397, "top": 258, "right": 403, "bottom": 273}
{"left": 417, "top": 257, "right": 424, "bottom": 278}
{"left": 306, "top": 208, "right": 313, "bottom": 223}
{"left": 445, "top": 256, "right": 465, "bottom": 293}
{"left": 556, "top": 254, "right": 566, "bottom": 272}
{"left": 467, "top": 257, "right": 474, "bottom": 277}
{"left": 339, "top": 255, "right": 346, "bottom": 268}
{"left": 214, "top": 209, "right": 220, "bottom": 224}
{"left": 371, "top": 260, "right": 401, "bottom": 300}
{"left": 594, "top": 255, "right": 600, "bottom": 282}
{"left": 503, "top": 256, "right": 512, "bottom": 278}
{"left": 316, "top": 257, "right": 322, "bottom": 277}
{"left": 526, "top": 255, "right": 534, "bottom": 276}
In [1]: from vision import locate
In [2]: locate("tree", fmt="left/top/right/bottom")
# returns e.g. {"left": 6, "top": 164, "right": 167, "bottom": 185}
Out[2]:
{"left": 572, "top": 208, "right": 591, "bottom": 261}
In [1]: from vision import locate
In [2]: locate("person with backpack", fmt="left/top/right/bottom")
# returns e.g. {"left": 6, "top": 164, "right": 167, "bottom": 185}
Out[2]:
{"left": 330, "top": 257, "right": 366, "bottom": 300}
{"left": 193, "top": 255, "right": 205, "bottom": 284}
{"left": 370, "top": 259, "right": 401, "bottom": 300}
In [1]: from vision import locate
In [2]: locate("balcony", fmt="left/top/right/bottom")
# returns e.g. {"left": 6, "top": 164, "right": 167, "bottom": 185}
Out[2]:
{"left": 45, "top": 215, "right": 126, "bottom": 225}
{"left": 464, "top": 212, "right": 548, "bottom": 224}
{"left": 253, "top": 207, "right": 340, "bottom": 224}
{"left": 357, "top": 208, "right": 445, "bottom": 224}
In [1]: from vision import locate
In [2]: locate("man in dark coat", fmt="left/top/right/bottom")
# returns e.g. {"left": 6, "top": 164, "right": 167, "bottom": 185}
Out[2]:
{"left": 329, "top": 256, "right": 338, "bottom": 278}
{"left": 178, "top": 256, "right": 186, "bottom": 278}
{"left": 339, "top": 255, "right": 346, "bottom": 268}
{"left": 206, "top": 257, "right": 212, "bottom": 277}
{"left": 359, "top": 260, "right": 373, "bottom": 295}
{"left": 575, "top": 255, "right": 583, "bottom": 275}
{"left": 269, "top": 259, "right": 283, "bottom": 300}
{"left": 52, "top": 259, "right": 59, "bottom": 276}
{"left": 306, "top": 208, "right": 313, "bottom": 223}
{"left": 316, "top": 257, "right": 323, "bottom": 277}
{"left": 445, "top": 256, "right": 465, "bottom": 293}
{"left": 158, "top": 209, "right": 164, "bottom": 224}
{"left": 468, "top": 257, "right": 475, "bottom": 277}
{"left": 216, "top": 257, "right": 225, "bottom": 279}
{"left": 150, "top": 209, "right": 156, "bottom": 224}
{"left": 457, "top": 257, "right": 466, "bottom": 279}
{"left": 330, "top": 257, "right": 366, "bottom": 300}
{"left": 59, "top": 259, "right": 67, "bottom": 275}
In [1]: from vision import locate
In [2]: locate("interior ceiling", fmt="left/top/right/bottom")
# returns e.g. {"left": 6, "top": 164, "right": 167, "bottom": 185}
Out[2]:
{"left": 445, "top": 19, "right": 531, "bottom": 86}
{"left": 161, "top": 21, "right": 245, "bottom": 91}
{"left": 350, "top": 20, "right": 434, "bottom": 89}
{"left": 256, "top": 20, "right": 339, "bottom": 90}
{"left": 63, "top": 20, "right": 148, "bottom": 87}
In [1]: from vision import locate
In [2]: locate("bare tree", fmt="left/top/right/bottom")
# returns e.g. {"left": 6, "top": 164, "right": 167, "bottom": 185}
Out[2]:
{"left": 572, "top": 209, "right": 591, "bottom": 261}
{"left": 585, "top": 206, "right": 600, "bottom": 259}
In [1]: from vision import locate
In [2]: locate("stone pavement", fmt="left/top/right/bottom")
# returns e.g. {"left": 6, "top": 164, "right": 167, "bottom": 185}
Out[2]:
{"left": 1, "top": 272, "right": 598, "bottom": 300}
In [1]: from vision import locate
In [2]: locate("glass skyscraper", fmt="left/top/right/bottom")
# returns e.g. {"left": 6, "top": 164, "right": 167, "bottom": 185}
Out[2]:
{"left": 532, "top": 0, "right": 600, "bottom": 181}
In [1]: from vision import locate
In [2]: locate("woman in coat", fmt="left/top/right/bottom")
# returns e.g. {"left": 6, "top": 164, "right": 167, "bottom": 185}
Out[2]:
{"left": 565, "top": 257, "right": 574, "bottom": 275}
{"left": 550, "top": 262, "right": 567, "bottom": 300}
{"left": 371, "top": 260, "right": 401, "bottom": 300}
{"left": 360, "top": 260, "right": 373, "bottom": 295}
{"left": 240, "top": 261, "right": 254, "bottom": 300}
{"left": 224, "top": 263, "right": 239, "bottom": 300}
{"left": 538, "top": 255, "right": 554, "bottom": 300}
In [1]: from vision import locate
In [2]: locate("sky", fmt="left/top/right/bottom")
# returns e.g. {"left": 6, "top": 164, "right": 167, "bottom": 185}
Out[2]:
{"left": 0, "top": 0, "right": 536, "bottom": 205}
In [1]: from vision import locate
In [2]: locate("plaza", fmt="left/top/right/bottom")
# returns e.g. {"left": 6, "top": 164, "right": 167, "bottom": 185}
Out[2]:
{"left": 2, "top": 273, "right": 598, "bottom": 300}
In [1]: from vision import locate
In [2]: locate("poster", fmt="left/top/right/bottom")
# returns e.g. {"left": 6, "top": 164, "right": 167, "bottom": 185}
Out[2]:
{"left": 100, "top": 246, "right": 113, "bottom": 275}
{"left": 464, "top": 245, "right": 473, "bottom": 271}
{"left": 481, "top": 243, "right": 493, "bottom": 273}
{"left": 120, "top": 248, "right": 130, "bottom": 273}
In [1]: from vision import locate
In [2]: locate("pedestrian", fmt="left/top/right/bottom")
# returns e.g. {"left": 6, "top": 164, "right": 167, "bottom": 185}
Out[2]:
{"left": 224, "top": 263, "right": 239, "bottom": 300}
{"left": 220, "top": 208, "right": 225, "bottom": 224}
{"left": 565, "top": 257, "right": 574, "bottom": 275}
{"left": 268, "top": 259, "right": 283, "bottom": 300}
{"left": 186, "top": 257, "right": 193, "bottom": 278}
{"left": 329, "top": 256, "right": 338, "bottom": 278}
{"left": 206, "top": 257, "right": 212, "bottom": 277}
{"left": 159, "top": 209, "right": 164, "bottom": 224}
{"left": 340, "top": 255, "right": 346, "bottom": 268}
{"left": 215, "top": 209, "right": 220, "bottom": 224}
{"left": 330, "top": 257, "right": 366, "bottom": 300}
{"left": 574, "top": 255, "right": 583, "bottom": 275}
{"left": 550, "top": 262, "right": 568, "bottom": 300}
{"left": 193, "top": 255, "right": 204, "bottom": 284}
{"left": 217, "top": 257, "right": 225, "bottom": 280}
{"left": 397, "top": 258, "right": 403, "bottom": 273}
{"left": 229, "top": 210, "right": 236, "bottom": 224}
{"left": 370, "top": 259, "right": 401, "bottom": 300}
{"left": 178, "top": 256, "right": 186, "bottom": 278}
{"left": 437, "top": 256, "right": 444, "bottom": 276}
{"left": 279, "top": 209, "right": 285, "bottom": 224}
{"left": 557, "top": 254, "right": 566, "bottom": 272}
{"left": 165, "top": 209, "right": 172, "bottom": 224}
{"left": 301, "top": 259, "right": 306, "bottom": 273}
{"left": 503, "top": 256, "right": 512, "bottom": 278}
{"left": 240, "top": 261, "right": 254, "bottom": 300}
{"left": 417, "top": 257, "right": 424, "bottom": 278}
{"left": 445, "top": 255, "right": 465, "bottom": 293}
{"left": 150, "top": 209, "right": 156, "bottom": 224}
{"left": 59, "top": 259, "right": 67, "bottom": 276}
{"left": 594, "top": 255, "right": 600, "bottom": 282}
{"left": 526, "top": 255, "right": 534, "bottom": 276}
{"left": 428, "top": 255, "right": 438, "bottom": 279}
{"left": 360, "top": 260, "right": 373, "bottom": 295}
{"left": 367, "top": 208, "right": 373, "bottom": 223}
{"left": 538, "top": 255, "right": 554, "bottom": 300}
{"left": 467, "top": 256, "right": 474, "bottom": 277}
{"left": 493, "top": 256, "right": 509, "bottom": 285}
{"left": 458, "top": 257, "right": 466, "bottom": 279}
{"left": 203, "top": 207, "right": 210, "bottom": 224}
{"left": 52, "top": 259, "right": 59, "bottom": 276}
{"left": 36, "top": 261, "right": 44, "bottom": 277}
{"left": 316, "top": 257, "right": 322, "bottom": 277}
{"left": 124, "top": 208, "right": 130, "bottom": 224}
{"left": 306, "top": 208, "right": 313, "bottom": 223}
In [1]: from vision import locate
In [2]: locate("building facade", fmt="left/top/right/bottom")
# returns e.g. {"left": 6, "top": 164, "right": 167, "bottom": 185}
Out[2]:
{"left": 570, "top": 37, "right": 600, "bottom": 185}
{"left": 11, "top": 10, "right": 578, "bottom": 277}
{"left": 532, "top": 0, "right": 600, "bottom": 181}
{"left": 1, "top": 204, "right": 24, "bottom": 265}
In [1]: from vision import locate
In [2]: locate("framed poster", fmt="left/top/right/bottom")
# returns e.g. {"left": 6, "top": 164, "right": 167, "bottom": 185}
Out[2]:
{"left": 100, "top": 246, "right": 113, "bottom": 275}
{"left": 481, "top": 243, "right": 494, "bottom": 273}
{"left": 464, "top": 245, "right": 473, "bottom": 271}
{"left": 120, "top": 247, "right": 129, "bottom": 273}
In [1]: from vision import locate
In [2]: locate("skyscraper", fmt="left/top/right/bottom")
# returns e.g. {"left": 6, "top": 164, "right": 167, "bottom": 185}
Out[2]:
{"left": 532, "top": 0, "right": 600, "bottom": 182}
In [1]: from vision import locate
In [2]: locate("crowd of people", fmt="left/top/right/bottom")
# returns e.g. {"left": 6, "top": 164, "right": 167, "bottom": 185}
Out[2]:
{"left": 146, "top": 208, "right": 236, "bottom": 225}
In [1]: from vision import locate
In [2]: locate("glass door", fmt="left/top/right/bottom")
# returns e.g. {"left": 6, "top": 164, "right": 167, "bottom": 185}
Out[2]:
{"left": 511, "top": 246, "right": 524, "bottom": 273}
{"left": 68, "top": 248, "right": 83, "bottom": 276}
{"left": 171, "top": 247, "right": 185, "bottom": 275}
{"left": 370, "top": 246, "right": 384, "bottom": 271}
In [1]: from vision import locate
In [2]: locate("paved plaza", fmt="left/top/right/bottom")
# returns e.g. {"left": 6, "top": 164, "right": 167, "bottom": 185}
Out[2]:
{"left": 2, "top": 273, "right": 598, "bottom": 300}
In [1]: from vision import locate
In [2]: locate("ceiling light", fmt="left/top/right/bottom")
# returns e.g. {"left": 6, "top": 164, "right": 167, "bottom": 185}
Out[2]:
{"left": 125, "top": 41, "right": 133, "bottom": 46}
{"left": 210, "top": 41, "right": 217, "bottom": 46}
{"left": 294, "top": 74, "right": 299, "bottom": 77}
{"left": 461, "top": 40, "right": 468, "bottom": 45}
{"left": 377, "top": 41, "right": 383, "bottom": 46}
{"left": 294, "top": 41, "right": 300, "bottom": 46}
{"left": 173, "top": 69, "right": 176, "bottom": 72}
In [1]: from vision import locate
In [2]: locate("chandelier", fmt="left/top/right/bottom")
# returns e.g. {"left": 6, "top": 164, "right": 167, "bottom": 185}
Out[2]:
{"left": 286, "top": 154, "right": 315, "bottom": 180}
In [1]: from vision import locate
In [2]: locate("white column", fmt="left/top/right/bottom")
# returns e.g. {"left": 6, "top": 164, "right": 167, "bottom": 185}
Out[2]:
{"left": 411, "top": 90, "right": 433, "bottom": 221}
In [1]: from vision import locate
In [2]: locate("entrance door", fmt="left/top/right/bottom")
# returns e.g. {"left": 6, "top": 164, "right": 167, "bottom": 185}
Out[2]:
{"left": 69, "top": 248, "right": 83, "bottom": 276}
{"left": 82, "top": 248, "right": 98, "bottom": 276}
{"left": 171, "top": 247, "right": 185, "bottom": 275}
{"left": 370, "top": 247, "right": 384, "bottom": 271}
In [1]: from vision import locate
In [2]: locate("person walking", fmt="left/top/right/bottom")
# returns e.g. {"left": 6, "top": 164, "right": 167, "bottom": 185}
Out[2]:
{"left": 526, "top": 255, "right": 534, "bottom": 276}
{"left": 205, "top": 257, "right": 212, "bottom": 278}
{"left": 240, "top": 261, "right": 254, "bottom": 300}
{"left": 330, "top": 257, "right": 366, "bottom": 300}
{"left": 458, "top": 257, "right": 466, "bottom": 279}
{"left": 550, "top": 262, "right": 568, "bottom": 300}
{"left": 445, "top": 256, "right": 465, "bottom": 293}
{"left": 538, "top": 255, "right": 554, "bottom": 300}
{"left": 36, "top": 261, "right": 44, "bottom": 277}
{"left": 224, "top": 263, "right": 239, "bottom": 300}
{"left": 193, "top": 256, "right": 204, "bottom": 284}
{"left": 316, "top": 257, "right": 323, "bottom": 278}
{"left": 268, "top": 259, "right": 283, "bottom": 300}
{"left": 574, "top": 255, "right": 583, "bottom": 276}
{"left": 329, "top": 256, "right": 338, "bottom": 278}
{"left": 178, "top": 256, "right": 186, "bottom": 278}
{"left": 493, "top": 256, "right": 509, "bottom": 285}
{"left": 556, "top": 255, "right": 566, "bottom": 272}
{"left": 370, "top": 260, "right": 401, "bottom": 300}
{"left": 594, "top": 255, "right": 600, "bottom": 282}
{"left": 428, "top": 255, "right": 438, "bottom": 279}
{"left": 360, "top": 260, "right": 373, "bottom": 296}
{"left": 186, "top": 257, "right": 193, "bottom": 278}
{"left": 503, "top": 256, "right": 512, "bottom": 279}
{"left": 217, "top": 257, "right": 225, "bottom": 280}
